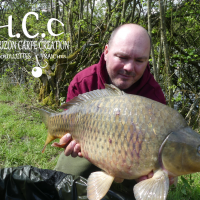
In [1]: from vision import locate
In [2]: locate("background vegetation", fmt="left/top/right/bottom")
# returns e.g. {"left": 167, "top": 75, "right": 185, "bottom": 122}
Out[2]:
{"left": 0, "top": 78, "right": 60, "bottom": 169}
{"left": 0, "top": 0, "right": 199, "bottom": 128}
{"left": 0, "top": 0, "right": 200, "bottom": 199}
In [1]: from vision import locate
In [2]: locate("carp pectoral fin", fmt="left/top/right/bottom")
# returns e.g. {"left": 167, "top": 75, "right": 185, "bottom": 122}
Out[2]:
{"left": 133, "top": 169, "right": 169, "bottom": 200}
{"left": 87, "top": 171, "right": 114, "bottom": 200}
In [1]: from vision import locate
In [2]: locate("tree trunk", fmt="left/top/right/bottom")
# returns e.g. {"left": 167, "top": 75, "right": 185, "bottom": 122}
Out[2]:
{"left": 78, "top": 0, "right": 84, "bottom": 49}
{"left": 121, "top": 0, "right": 127, "bottom": 24}
{"left": 68, "top": 0, "right": 74, "bottom": 53}
{"left": 157, "top": 38, "right": 163, "bottom": 77}
{"left": 90, "top": 0, "right": 95, "bottom": 33}
{"left": 130, "top": 0, "right": 136, "bottom": 23}
{"left": 147, "top": 0, "right": 158, "bottom": 82}
{"left": 106, "top": 0, "right": 111, "bottom": 23}
{"left": 159, "top": 0, "right": 173, "bottom": 107}
{"left": 50, "top": 0, "right": 53, "bottom": 18}
{"left": 55, "top": 0, "right": 59, "bottom": 35}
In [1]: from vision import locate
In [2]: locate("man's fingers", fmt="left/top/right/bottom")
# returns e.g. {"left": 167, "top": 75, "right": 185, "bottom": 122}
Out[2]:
{"left": 147, "top": 171, "right": 153, "bottom": 179}
{"left": 71, "top": 151, "right": 78, "bottom": 157}
{"left": 74, "top": 144, "right": 81, "bottom": 153}
{"left": 73, "top": 144, "right": 82, "bottom": 157}
{"left": 78, "top": 152, "right": 83, "bottom": 157}
{"left": 135, "top": 175, "right": 148, "bottom": 183}
{"left": 135, "top": 171, "right": 175, "bottom": 187}
{"left": 71, "top": 144, "right": 81, "bottom": 157}
{"left": 64, "top": 140, "right": 77, "bottom": 156}
{"left": 50, "top": 133, "right": 83, "bottom": 158}
{"left": 60, "top": 133, "right": 72, "bottom": 144}
{"left": 135, "top": 171, "right": 153, "bottom": 183}
{"left": 51, "top": 133, "right": 72, "bottom": 149}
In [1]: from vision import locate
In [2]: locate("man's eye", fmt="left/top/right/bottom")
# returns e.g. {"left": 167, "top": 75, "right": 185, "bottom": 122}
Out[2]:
{"left": 118, "top": 56, "right": 127, "bottom": 59}
{"left": 136, "top": 60, "right": 143, "bottom": 63}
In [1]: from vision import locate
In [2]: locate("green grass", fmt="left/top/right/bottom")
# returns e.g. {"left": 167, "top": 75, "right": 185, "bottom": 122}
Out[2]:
{"left": 167, "top": 175, "right": 200, "bottom": 200}
{"left": 0, "top": 77, "right": 200, "bottom": 199}
{"left": 0, "top": 77, "right": 61, "bottom": 169}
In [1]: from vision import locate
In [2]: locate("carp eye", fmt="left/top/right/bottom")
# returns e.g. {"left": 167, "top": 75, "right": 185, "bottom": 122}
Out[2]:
{"left": 197, "top": 146, "right": 200, "bottom": 154}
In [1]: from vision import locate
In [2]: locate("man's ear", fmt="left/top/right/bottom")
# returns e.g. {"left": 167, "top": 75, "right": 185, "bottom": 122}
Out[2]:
{"left": 104, "top": 44, "right": 109, "bottom": 61}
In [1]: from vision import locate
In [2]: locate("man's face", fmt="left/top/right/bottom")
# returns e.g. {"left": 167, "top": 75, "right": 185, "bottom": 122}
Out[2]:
{"left": 104, "top": 26, "right": 150, "bottom": 90}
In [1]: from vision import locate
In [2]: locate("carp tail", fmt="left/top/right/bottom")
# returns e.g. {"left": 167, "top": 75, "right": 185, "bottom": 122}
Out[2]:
{"left": 42, "top": 134, "right": 56, "bottom": 153}
{"left": 39, "top": 108, "right": 57, "bottom": 153}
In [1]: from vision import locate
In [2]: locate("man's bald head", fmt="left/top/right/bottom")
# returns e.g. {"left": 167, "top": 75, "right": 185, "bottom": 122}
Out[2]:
{"left": 108, "top": 24, "right": 151, "bottom": 55}
{"left": 104, "top": 23, "right": 151, "bottom": 90}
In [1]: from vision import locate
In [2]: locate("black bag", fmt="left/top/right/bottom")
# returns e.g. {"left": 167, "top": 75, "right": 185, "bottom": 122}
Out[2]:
{"left": 0, "top": 165, "right": 135, "bottom": 200}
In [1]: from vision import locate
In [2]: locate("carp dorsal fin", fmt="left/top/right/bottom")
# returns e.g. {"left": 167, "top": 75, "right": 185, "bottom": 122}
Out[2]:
{"left": 104, "top": 84, "right": 125, "bottom": 95}
{"left": 60, "top": 84, "right": 125, "bottom": 109}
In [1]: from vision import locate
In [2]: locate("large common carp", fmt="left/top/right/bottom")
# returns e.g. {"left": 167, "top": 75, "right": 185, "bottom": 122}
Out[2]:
{"left": 40, "top": 84, "right": 200, "bottom": 200}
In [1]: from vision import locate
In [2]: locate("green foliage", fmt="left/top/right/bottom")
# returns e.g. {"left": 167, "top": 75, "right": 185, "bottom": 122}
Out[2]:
{"left": 0, "top": 80, "right": 60, "bottom": 169}
{"left": 167, "top": 174, "right": 200, "bottom": 200}
{"left": 0, "top": 0, "right": 199, "bottom": 124}
{"left": 0, "top": 76, "right": 39, "bottom": 104}
{"left": 172, "top": 93, "right": 182, "bottom": 103}
{"left": 180, "top": 176, "right": 192, "bottom": 196}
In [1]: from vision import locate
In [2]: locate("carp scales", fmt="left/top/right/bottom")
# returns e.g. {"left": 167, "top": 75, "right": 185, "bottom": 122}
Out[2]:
{"left": 40, "top": 84, "right": 200, "bottom": 200}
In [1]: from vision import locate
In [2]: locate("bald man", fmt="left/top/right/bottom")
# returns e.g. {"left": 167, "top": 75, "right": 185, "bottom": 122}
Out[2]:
{"left": 54, "top": 24, "right": 169, "bottom": 199}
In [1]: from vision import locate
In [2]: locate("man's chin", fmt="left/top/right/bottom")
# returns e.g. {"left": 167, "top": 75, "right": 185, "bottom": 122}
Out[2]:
{"left": 112, "top": 81, "right": 133, "bottom": 90}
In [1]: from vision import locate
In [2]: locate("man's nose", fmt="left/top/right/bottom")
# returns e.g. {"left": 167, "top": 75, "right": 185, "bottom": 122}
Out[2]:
{"left": 123, "top": 60, "right": 135, "bottom": 72}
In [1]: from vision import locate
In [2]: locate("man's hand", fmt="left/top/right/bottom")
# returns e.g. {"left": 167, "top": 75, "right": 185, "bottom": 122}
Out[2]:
{"left": 135, "top": 171, "right": 175, "bottom": 186}
{"left": 51, "top": 133, "right": 83, "bottom": 157}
